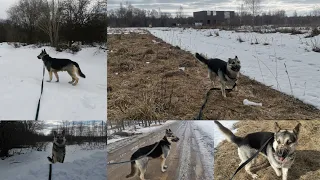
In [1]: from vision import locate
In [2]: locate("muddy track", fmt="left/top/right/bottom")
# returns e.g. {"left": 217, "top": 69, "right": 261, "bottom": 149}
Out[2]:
{"left": 107, "top": 121, "right": 213, "bottom": 180}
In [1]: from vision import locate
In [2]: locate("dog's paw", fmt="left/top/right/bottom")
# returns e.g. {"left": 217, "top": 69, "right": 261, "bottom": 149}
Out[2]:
{"left": 55, "top": 80, "right": 59, "bottom": 82}
{"left": 252, "top": 174, "right": 259, "bottom": 179}
{"left": 161, "top": 168, "right": 167, "bottom": 173}
{"left": 46, "top": 80, "right": 51, "bottom": 82}
{"left": 275, "top": 170, "right": 282, "bottom": 176}
{"left": 68, "top": 81, "right": 73, "bottom": 84}
{"left": 163, "top": 165, "right": 168, "bottom": 169}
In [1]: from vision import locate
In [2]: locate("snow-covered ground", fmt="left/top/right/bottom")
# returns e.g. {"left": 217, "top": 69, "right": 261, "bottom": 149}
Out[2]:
{"left": 213, "top": 120, "right": 238, "bottom": 148}
{"left": 107, "top": 120, "right": 176, "bottom": 145}
{"left": 147, "top": 27, "right": 320, "bottom": 109}
{"left": 0, "top": 143, "right": 106, "bottom": 180}
{"left": 191, "top": 121, "right": 215, "bottom": 177}
{"left": 0, "top": 43, "right": 106, "bottom": 120}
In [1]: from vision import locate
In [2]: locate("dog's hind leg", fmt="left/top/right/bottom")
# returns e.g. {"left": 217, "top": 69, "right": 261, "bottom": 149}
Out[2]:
{"left": 53, "top": 71, "right": 59, "bottom": 82}
{"left": 67, "top": 69, "right": 78, "bottom": 85}
{"left": 136, "top": 158, "right": 149, "bottom": 180}
{"left": 47, "top": 70, "right": 53, "bottom": 82}
{"left": 208, "top": 70, "right": 217, "bottom": 87}
{"left": 238, "top": 148, "right": 258, "bottom": 179}
{"left": 71, "top": 66, "right": 79, "bottom": 86}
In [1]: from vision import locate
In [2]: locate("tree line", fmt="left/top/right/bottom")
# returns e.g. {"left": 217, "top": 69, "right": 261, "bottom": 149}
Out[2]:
{"left": 0, "top": 0, "right": 107, "bottom": 48}
{"left": 107, "top": 1, "right": 320, "bottom": 28}
{"left": 0, "top": 121, "right": 107, "bottom": 158}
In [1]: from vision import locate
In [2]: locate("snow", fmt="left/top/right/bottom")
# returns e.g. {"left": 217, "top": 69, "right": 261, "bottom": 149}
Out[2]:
{"left": 147, "top": 28, "right": 320, "bottom": 109}
{"left": 0, "top": 143, "right": 106, "bottom": 180}
{"left": 191, "top": 121, "right": 215, "bottom": 178}
{"left": 107, "top": 120, "right": 176, "bottom": 145}
{"left": 213, "top": 120, "right": 238, "bottom": 148}
{"left": 0, "top": 44, "right": 106, "bottom": 120}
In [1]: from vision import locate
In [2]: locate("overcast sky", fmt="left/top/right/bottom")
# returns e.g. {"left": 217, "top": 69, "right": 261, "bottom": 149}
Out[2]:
{"left": 107, "top": 0, "right": 320, "bottom": 16}
{"left": 0, "top": 0, "right": 18, "bottom": 19}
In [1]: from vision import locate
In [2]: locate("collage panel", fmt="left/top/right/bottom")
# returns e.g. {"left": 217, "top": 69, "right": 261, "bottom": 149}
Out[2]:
{"left": 0, "top": 120, "right": 107, "bottom": 180}
{"left": 107, "top": 120, "right": 214, "bottom": 180}
{"left": 214, "top": 120, "right": 320, "bottom": 180}
{"left": 0, "top": 0, "right": 107, "bottom": 120}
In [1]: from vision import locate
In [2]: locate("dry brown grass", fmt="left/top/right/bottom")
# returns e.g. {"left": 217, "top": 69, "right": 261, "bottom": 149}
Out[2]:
{"left": 214, "top": 120, "right": 320, "bottom": 180}
{"left": 107, "top": 33, "right": 320, "bottom": 120}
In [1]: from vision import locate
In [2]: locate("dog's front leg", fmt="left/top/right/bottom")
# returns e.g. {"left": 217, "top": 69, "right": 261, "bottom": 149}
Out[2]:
{"left": 54, "top": 71, "right": 59, "bottom": 82}
{"left": 161, "top": 157, "right": 167, "bottom": 172}
{"left": 218, "top": 70, "right": 227, "bottom": 98}
{"left": 47, "top": 70, "right": 53, "bottom": 82}
{"left": 281, "top": 168, "right": 289, "bottom": 180}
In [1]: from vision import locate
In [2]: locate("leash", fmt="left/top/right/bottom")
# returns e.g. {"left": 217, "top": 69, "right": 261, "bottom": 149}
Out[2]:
{"left": 35, "top": 65, "right": 45, "bottom": 120}
{"left": 48, "top": 163, "right": 52, "bottom": 180}
{"left": 107, "top": 140, "right": 161, "bottom": 165}
{"left": 229, "top": 136, "right": 273, "bottom": 180}
{"left": 194, "top": 83, "right": 237, "bottom": 120}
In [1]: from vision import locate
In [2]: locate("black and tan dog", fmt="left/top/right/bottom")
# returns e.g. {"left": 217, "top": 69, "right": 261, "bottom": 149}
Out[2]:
{"left": 37, "top": 49, "right": 86, "bottom": 86}
{"left": 214, "top": 121, "right": 301, "bottom": 180}
{"left": 195, "top": 53, "right": 241, "bottom": 97}
{"left": 47, "top": 130, "right": 66, "bottom": 164}
{"left": 126, "top": 129, "right": 179, "bottom": 180}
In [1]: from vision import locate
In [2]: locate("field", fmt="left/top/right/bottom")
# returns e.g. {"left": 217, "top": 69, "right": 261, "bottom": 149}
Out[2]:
{"left": 214, "top": 120, "right": 320, "bottom": 180}
{"left": 107, "top": 28, "right": 320, "bottom": 120}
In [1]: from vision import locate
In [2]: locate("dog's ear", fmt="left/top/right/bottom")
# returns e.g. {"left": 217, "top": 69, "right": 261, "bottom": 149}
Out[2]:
{"left": 61, "top": 130, "right": 65, "bottom": 136}
{"left": 235, "top": 56, "right": 238, "bottom": 59}
{"left": 293, "top": 123, "right": 301, "bottom": 135}
{"left": 53, "top": 131, "right": 57, "bottom": 137}
{"left": 274, "top": 122, "right": 281, "bottom": 132}
{"left": 44, "top": 49, "right": 47, "bottom": 53}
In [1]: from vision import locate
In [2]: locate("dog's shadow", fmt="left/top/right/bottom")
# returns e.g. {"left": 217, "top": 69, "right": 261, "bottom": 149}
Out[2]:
{"left": 289, "top": 150, "right": 320, "bottom": 179}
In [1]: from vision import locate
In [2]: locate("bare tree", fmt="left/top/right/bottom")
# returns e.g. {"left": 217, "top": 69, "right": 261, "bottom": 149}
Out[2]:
{"left": 243, "top": 0, "right": 263, "bottom": 30}
{"left": 36, "top": 0, "right": 63, "bottom": 47}
{"left": 176, "top": 5, "right": 183, "bottom": 24}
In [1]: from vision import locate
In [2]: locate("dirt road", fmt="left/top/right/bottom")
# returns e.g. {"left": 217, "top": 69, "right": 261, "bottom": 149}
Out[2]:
{"left": 107, "top": 121, "right": 214, "bottom": 180}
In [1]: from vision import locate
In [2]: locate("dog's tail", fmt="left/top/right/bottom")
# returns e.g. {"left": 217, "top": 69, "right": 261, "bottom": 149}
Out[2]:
{"left": 195, "top": 53, "right": 209, "bottom": 65}
{"left": 126, "top": 161, "right": 137, "bottom": 178}
{"left": 214, "top": 121, "right": 242, "bottom": 146}
{"left": 47, "top": 156, "right": 53, "bottom": 163}
{"left": 72, "top": 62, "right": 86, "bottom": 78}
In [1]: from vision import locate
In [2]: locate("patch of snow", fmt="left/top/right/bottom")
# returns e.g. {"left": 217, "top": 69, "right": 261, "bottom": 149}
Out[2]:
{"left": 147, "top": 27, "right": 320, "bottom": 109}
{"left": 0, "top": 143, "right": 106, "bottom": 180}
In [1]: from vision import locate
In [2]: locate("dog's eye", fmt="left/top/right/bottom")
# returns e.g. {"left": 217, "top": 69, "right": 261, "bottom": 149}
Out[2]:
{"left": 286, "top": 141, "right": 291, "bottom": 145}
{"left": 277, "top": 140, "right": 281, "bottom": 144}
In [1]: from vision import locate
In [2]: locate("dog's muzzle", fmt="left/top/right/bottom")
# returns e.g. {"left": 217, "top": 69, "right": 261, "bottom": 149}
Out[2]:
{"left": 37, "top": 55, "right": 41, "bottom": 59}
{"left": 276, "top": 148, "right": 289, "bottom": 161}
{"left": 172, "top": 137, "right": 179, "bottom": 142}
{"left": 231, "top": 65, "right": 241, "bottom": 72}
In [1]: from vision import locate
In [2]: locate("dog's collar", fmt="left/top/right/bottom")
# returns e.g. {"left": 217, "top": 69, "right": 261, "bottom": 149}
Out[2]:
{"left": 225, "top": 70, "right": 238, "bottom": 81}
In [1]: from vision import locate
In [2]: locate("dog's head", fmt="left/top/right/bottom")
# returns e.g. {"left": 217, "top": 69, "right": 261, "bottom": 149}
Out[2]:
{"left": 53, "top": 130, "right": 66, "bottom": 146}
{"left": 273, "top": 122, "right": 301, "bottom": 162}
{"left": 227, "top": 56, "right": 241, "bottom": 72}
{"left": 37, "top": 49, "right": 48, "bottom": 59}
{"left": 165, "top": 129, "right": 179, "bottom": 143}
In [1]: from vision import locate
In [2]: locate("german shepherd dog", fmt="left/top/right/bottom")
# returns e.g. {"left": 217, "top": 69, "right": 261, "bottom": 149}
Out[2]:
{"left": 214, "top": 121, "right": 301, "bottom": 180}
{"left": 37, "top": 49, "right": 86, "bottom": 86}
{"left": 195, "top": 53, "right": 241, "bottom": 97}
{"left": 47, "top": 130, "right": 66, "bottom": 164}
{"left": 126, "top": 129, "right": 180, "bottom": 180}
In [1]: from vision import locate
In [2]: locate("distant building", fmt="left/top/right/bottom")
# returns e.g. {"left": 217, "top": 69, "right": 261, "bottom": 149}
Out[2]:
{"left": 193, "top": 11, "right": 235, "bottom": 26}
